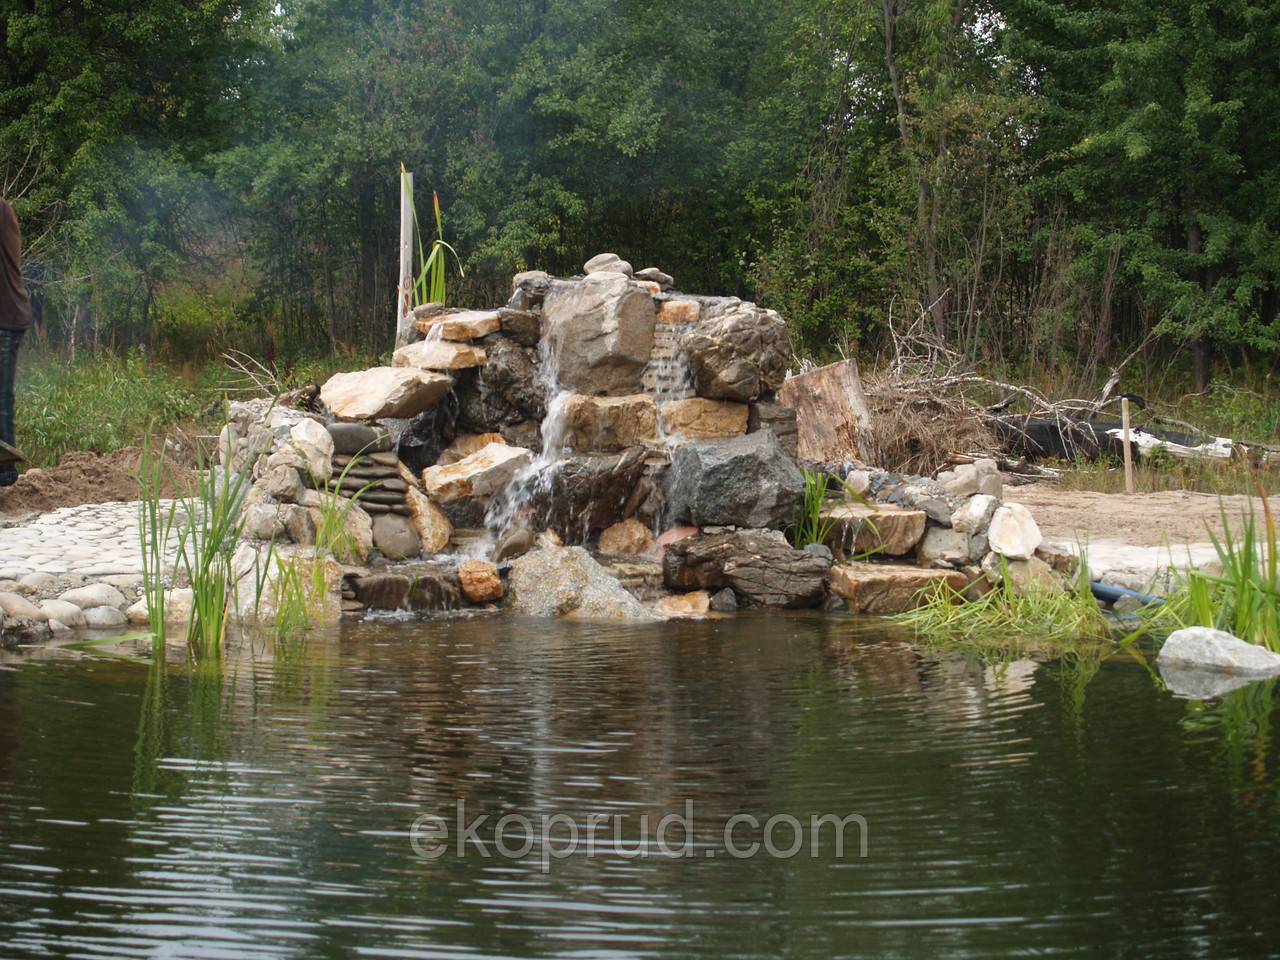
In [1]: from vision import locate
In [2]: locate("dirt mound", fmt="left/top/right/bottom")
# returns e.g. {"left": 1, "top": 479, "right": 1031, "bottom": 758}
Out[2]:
{"left": 0, "top": 448, "right": 197, "bottom": 520}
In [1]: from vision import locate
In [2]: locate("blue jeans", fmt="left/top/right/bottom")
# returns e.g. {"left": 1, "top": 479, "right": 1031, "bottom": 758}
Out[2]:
{"left": 0, "top": 328, "right": 22, "bottom": 486}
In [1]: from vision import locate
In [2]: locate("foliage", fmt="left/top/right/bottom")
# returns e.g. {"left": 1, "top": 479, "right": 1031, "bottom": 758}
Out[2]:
{"left": 787, "top": 469, "right": 838, "bottom": 549}
{"left": 895, "top": 558, "right": 1112, "bottom": 647}
{"left": 1147, "top": 496, "right": 1280, "bottom": 651}
{"left": 17, "top": 351, "right": 210, "bottom": 466}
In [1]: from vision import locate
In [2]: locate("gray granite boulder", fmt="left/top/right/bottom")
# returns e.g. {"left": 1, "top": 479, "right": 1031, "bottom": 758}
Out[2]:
{"left": 508, "top": 546, "right": 658, "bottom": 621}
{"left": 663, "top": 431, "right": 804, "bottom": 529}
{"left": 680, "top": 303, "right": 788, "bottom": 402}
{"left": 1157, "top": 627, "right": 1280, "bottom": 675}
{"left": 541, "top": 276, "right": 657, "bottom": 395}
{"left": 663, "top": 529, "right": 829, "bottom": 608}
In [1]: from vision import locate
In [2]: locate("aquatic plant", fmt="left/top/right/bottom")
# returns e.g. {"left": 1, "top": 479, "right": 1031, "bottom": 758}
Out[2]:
{"left": 896, "top": 556, "right": 1112, "bottom": 647}
{"left": 134, "top": 437, "right": 177, "bottom": 644}
{"left": 1148, "top": 493, "right": 1280, "bottom": 652}
{"left": 788, "top": 468, "right": 838, "bottom": 549}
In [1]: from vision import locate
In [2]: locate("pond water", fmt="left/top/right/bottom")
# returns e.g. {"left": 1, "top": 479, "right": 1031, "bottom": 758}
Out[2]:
{"left": 1, "top": 614, "right": 1278, "bottom": 959}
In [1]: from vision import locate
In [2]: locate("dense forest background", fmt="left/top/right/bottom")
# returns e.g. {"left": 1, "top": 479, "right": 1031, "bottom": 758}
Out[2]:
{"left": 3, "top": 0, "right": 1278, "bottom": 390}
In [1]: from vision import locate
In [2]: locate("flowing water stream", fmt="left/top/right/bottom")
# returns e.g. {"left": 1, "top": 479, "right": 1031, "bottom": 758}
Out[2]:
{"left": 2, "top": 616, "right": 1279, "bottom": 958}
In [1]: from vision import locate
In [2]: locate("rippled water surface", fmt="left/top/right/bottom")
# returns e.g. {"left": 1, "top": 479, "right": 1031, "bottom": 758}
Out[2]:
{"left": 2, "top": 614, "right": 1279, "bottom": 958}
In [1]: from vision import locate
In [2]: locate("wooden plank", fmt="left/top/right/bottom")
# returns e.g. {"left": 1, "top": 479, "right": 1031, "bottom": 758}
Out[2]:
{"left": 778, "top": 359, "right": 871, "bottom": 462}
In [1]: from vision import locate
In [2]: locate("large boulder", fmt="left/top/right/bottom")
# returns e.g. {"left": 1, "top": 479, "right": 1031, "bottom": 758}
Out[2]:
{"left": 393, "top": 339, "right": 487, "bottom": 370}
{"left": 541, "top": 275, "right": 657, "bottom": 395}
{"left": 321, "top": 367, "right": 451, "bottom": 421}
{"left": 480, "top": 337, "right": 544, "bottom": 422}
{"left": 663, "top": 431, "right": 804, "bottom": 529}
{"left": 680, "top": 303, "right": 788, "bottom": 402}
{"left": 414, "top": 309, "right": 501, "bottom": 341}
{"left": 526, "top": 447, "right": 649, "bottom": 542}
{"left": 663, "top": 529, "right": 829, "bottom": 608}
{"left": 508, "top": 546, "right": 658, "bottom": 621}
{"left": 558, "top": 394, "right": 658, "bottom": 451}
{"left": 987, "top": 502, "right": 1043, "bottom": 559}
{"left": 820, "top": 503, "right": 926, "bottom": 557}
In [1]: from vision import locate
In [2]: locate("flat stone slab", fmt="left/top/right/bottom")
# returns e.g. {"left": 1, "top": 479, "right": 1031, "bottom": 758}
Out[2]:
{"left": 821, "top": 503, "right": 926, "bottom": 557}
{"left": 321, "top": 367, "right": 451, "bottom": 421}
{"left": 421, "top": 442, "right": 532, "bottom": 503}
{"left": 658, "top": 398, "right": 748, "bottom": 440}
{"left": 393, "top": 339, "right": 487, "bottom": 371}
{"left": 414, "top": 309, "right": 501, "bottom": 341}
{"left": 828, "top": 562, "right": 967, "bottom": 614}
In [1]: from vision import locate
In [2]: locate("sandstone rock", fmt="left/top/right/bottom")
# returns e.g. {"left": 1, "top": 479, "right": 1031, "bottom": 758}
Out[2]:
{"left": 654, "top": 590, "right": 710, "bottom": 618}
{"left": 58, "top": 583, "right": 127, "bottom": 610}
{"left": 526, "top": 448, "right": 649, "bottom": 542}
{"left": 404, "top": 486, "right": 452, "bottom": 553}
{"left": 1157, "top": 626, "right": 1280, "bottom": 674}
{"left": 681, "top": 304, "right": 788, "bottom": 402}
{"left": 40, "top": 598, "right": 87, "bottom": 628}
{"left": 415, "top": 309, "right": 501, "bottom": 341}
{"left": 393, "top": 339, "right": 487, "bottom": 371}
{"left": 458, "top": 559, "right": 503, "bottom": 603}
{"left": 747, "top": 402, "right": 799, "bottom": 458}
{"left": 326, "top": 422, "right": 393, "bottom": 455}
{"left": 439, "top": 433, "right": 506, "bottom": 466}
{"left": 821, "top": 504, "right": 926, "bottom": 557}
{"left": 372, "top": 513, "right": 421, "bottom": 559}
{"left": 561, "top": 394, "right": 658, "bottom": 451}
{"left": 0, "top": 591, "right": 47, "bottom": 621}
{"left": 828, "top": 563, "right": 967, "bottom": 614}
{"left": 987, "top": 502, "right": 1043, "bottom": 559}
{"left": 542, "top": 275, "right": 657, "bottom": 395}
{"left": 584, "top": 252, "right": 633, "bottom": 276}
{"left": 658, "top": 397, "right": 749, "bottom": 440}
{"left": 289, "top": 418, "right": 334, "bottom": 481}
{"left": 659, "top": 299, "right": 701, "bottom": 325}
{"left": 663, "top": 529, "right": 829, "bottom": 608}
{"left": 422, "top": 442, "right": 532, "bottom": 502}
{"left": 663, "top": 431, "right": 804, "bottom": 529}
{"left": 951, "top": 494, "right": 999, "bottom": 535}
{"left": 322, "top": 367, "right": 451, "bottom": 421}
{"left": 598, "top": 518, "right": 656, "bottom": 556}
{"left": 302, "top": 496, "right": 372, "bottom": 563}
{"left": 508, "top": 546, "right": 658, "bottom": 621}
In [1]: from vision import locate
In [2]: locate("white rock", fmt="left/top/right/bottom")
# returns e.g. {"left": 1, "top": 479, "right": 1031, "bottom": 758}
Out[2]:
{"left": 83, "top": 605, "right": 128, "bottom": 628}
{"left": 951, "top": 494, "right": 999, "bottom": 535}
{"left": 57, "top": 583, "right": 128, "bottom": 610}
{"left": 987, "top": 502, "right": 1042, "bottom": 559}
{"left": 47, "top": 619, "right": 72, "bottom": 635}
{"left": 290, "top": 418, "right": 334, "bottom": 482}
{"left": 939, "top": 463, "right": 980, "bottom": 499}
{"left": 584, "top": 252, "right": 633, "bottom": 277}
{"left": 1157, "top": 627, "right": 1280, "bottom": 675}
{"left": 39, "top": 599, "right": 87, "bottom": 628}
{"left": 321, "top": 367, "right": 451, "bottom": 421}
{"left": 0, "top": 591, "right": 48, "bottom": 621}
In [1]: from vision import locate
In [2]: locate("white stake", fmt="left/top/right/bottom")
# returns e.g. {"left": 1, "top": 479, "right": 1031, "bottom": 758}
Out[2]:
{"left": 395, "top": 168, "right": 414, "bottom": 344}
{"left": 1122, "top": 396, "right": 1135, "bottom": 495}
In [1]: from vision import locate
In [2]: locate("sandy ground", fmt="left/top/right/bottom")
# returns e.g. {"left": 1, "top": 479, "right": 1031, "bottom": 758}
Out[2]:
{"left": 0, "top": 449, "right": 195, "bottom": 522}
{"left": 1005, "top": 481, "right": 1266, "bottom": 549}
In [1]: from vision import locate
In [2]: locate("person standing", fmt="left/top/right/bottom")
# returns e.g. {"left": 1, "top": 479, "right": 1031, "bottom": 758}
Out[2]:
{"left": 0, "top": 197, "right": 32, "bottom": 486}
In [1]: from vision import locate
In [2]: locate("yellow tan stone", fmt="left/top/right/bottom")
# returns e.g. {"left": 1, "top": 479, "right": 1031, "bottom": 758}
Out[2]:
{"left": 660, "top": 299, "right": 701, "bottom": 324}
{"left": 393, "top": 339, "right": 487, "bottom": 371}
{"left": 414, "top": 309, "right": 502, "bottom": 340}
{"left": 828, "top": 563, "right": 967, "bottom": 614}
{"left": 658, "top": 397, "right": 749, "bottom": 439}
{"left": 821, "top": 503, "right": 927, "bottom": 557}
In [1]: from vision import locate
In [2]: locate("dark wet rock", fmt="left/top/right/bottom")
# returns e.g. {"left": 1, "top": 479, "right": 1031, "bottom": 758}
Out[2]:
{"left": 327, "top": 422, "right": 393, "bottom": 456}
{"left": 541, "top": 276, "right": 657, "bottom": 396}
{"left": 407, "top": 568, "right": 464, "bottom": 612}
{"left": 526, "top": 447, "right": 649, "bottom": 543}
{"left": 680, "top": 304, "right": 788, "bottom": 402}
{"left": 480, "top": 337, "right": 544, "bottom": 421}
{"left": 498, "top": 306, "right": 540, "bottom": 346}
{"left": 372, "top": 514, "right": 421, "bottom": 559}
{"left": 351, "top": 573, "right": 412, "bottom": 610}
{"left": 747, "top": 402, "right": 798, "bottom": 458}
{"left": 709, "top": 586, "right": 738, "bottom": 612}
{"left": 663, "top": 529, "right": 829, "bottom": 608}
{"left": 0, "top": 614, "right": 52, "bottom": 646}
{"left": 494, "top": 527, "right": 534, "bottom": 562}
{"left": 663, "top": 431, "right": 804, "bottom": 529}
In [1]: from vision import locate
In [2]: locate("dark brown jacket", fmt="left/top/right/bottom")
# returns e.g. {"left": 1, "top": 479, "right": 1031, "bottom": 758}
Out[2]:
{"left": 1, "top": 199, "right": 32, "bottom": 332}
